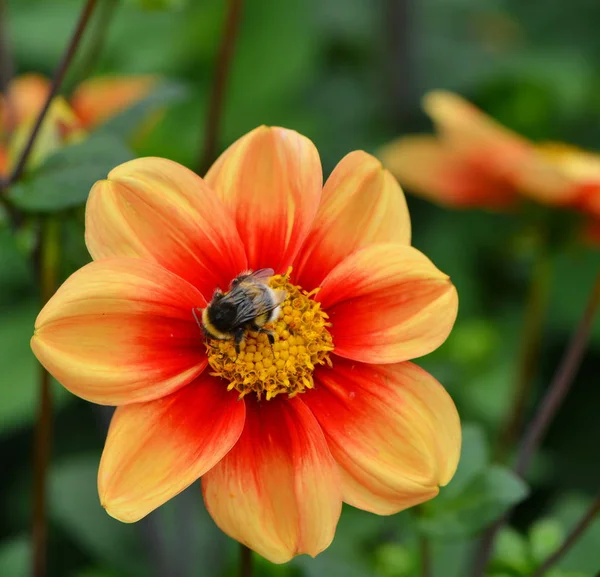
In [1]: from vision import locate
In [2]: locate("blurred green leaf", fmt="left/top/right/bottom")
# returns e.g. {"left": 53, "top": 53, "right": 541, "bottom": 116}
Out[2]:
{"left": 7, "top": 134, "right": 134, "bottom": 213}
{"left": 0, "top": 301, "right": 72, "bottom": 436}
{"left": 293, "top": 506, "right": 388, "bottom": 577}
{"left": 447, "top": 318, "right": 501, "bottom": 368}
{"left": 0, "top": 227, "right": 34, "bottom": 305}
{"left": 419, "top": 425, "right": 529, "bottom": 539}
{"left": 444, "top": 423, "right": 489, "bottom": 498}
{"left": 431, "top": 537, "right": 477, "bottom": 577}
{"left": 419, "top": 466, "right": 528, "bottom": 538}
{"left": 374, "top": 543, "right": 416, "bottom": 577}
{"left": 98, "top": 81, "right": 188, "bottom": 141}
{"left": 550, "top": 494, "right": 600, "bottom": 574}
{"left": 529, "top": 518, "right": 565, "bottom": 565}
{"left": 49, "top": 455, "right": 149, "bottom": 577}
{"left": 491, "top": 527, "right": 532, "bottom": 575}
{"left": 0, "top": 536, "right": 30, "bottom": 577}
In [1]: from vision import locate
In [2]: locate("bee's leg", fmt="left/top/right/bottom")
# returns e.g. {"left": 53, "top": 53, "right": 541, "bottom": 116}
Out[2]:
{"left": 233, "top": 327, "right": 245, "bottom": 356}
{"left": 256, "top": 327, "right": 276, "bottom": 349}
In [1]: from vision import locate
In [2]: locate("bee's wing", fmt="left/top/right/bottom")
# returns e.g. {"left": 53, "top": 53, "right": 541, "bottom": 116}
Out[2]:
{"left": 228, "top": 283, "right": 281, "bottom": 327}
{"left": 248, "top": 268, "right": 275, "bottom": 283}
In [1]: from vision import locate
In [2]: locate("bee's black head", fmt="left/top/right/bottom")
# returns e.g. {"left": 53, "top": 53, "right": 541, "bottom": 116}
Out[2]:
{"left": 207, "top": 300, "right": 237, "bottom": 333}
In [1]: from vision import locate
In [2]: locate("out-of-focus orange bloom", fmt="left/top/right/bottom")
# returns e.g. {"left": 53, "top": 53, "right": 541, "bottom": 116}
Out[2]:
{"left": 70, "top": 76, "right": 156, "bottom": 130}
{"left": 31, "top": 126, "right": 461, "bottom": 563}
{"left": 518, "top": 142, "right": 600, "bottom": 213}
{"left": 0, "top": 73, "right": 156, "bottom": 176}
{"left": 379, "top": 91, "right": 600, "bottom": 222}
{"left": 378, "top": 91, "right": 532, "bottom": 209}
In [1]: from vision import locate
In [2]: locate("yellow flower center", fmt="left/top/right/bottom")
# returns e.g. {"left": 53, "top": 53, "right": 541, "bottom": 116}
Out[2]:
{"left": 205, "top": 272, "right": 334, "bottom": 400}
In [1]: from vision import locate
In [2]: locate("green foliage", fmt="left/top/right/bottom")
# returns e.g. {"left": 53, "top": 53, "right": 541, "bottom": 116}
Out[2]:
{"left": 550, "top": 495, "right": 600, "bottom": 574}
{"left": 0, "top": 301, "right": 73, "bottom": 435}
{"left": 529, "top": 519, "right": 565, "bottom": 565}
{"left": 0, "top": 537, "right": 30, "bottom": 577}
{"left": 418, "top": 425, "right": 529, "bottom": 538}
{"left": 6, "top": 134, "right": 134, "bottom": 213}
{"left": 49, "top": 456, "right": 149, "bottom": 577}
{"left": 489, "top": 516, "right": 594, "bottom": 576}
{"left": 374, "top": 543, "right": 417, "bottom": 577}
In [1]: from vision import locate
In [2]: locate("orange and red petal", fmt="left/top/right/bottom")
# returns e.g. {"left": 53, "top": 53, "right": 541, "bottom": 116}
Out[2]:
{"left": 316, "top": 243, "right": 458, "bottom": 364}
{"left": 378, "top": 135, "right": 517, "bottom": 209}
{"left": 423, "top": 91, "right": 532, "bottom": 175}
{"left": 99, "top": 374, "right": 245, "bottom": 523}
{"left": 294, "top": 151, "right": 411, "bottom": 291}
{"left": 86, "top": 157, "right": 247, "bottom": 298}
{"left": 70, "top": 75, "right": 156, "bottom": 130}
{"left": 202, "top": 396, "right": 342, "bottom": 564}
{"left": 204, "top": 126, "right": 322, "bottom": 273}
{"left": 31, "top": 258, "right": 206, "bottom": 406}
{"left": 305, "top": 359, "right": 461, "bottom": 515}
{"left": 516, "top": 142, "right": 600, "bottom": 210}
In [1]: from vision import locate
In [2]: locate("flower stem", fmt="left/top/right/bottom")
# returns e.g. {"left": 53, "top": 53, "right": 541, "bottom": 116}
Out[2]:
{"left": 67, "top": 0, "right": 119, "bottom": 92}
{"left": 6, "top": 0, "right": 98, "bottom": 186}
{"left": 471, "top": 270, "right": 600, "bottom": 577}
{"left": 495, "top": 246, "right": 553, "bottom": 462}
{"left": 239, "top": 544, "right": 252, "bottom": 577}
{"left": 532, "top": 491, "right": 600, "bottom": 577}
{"left": 32, "top": 217, "right": 61, "bottom": 577}
{"left": 515, "top": 270, "right": 600, "bottom": 476}
{"left": 0, "top": 0, "right": 13, "bottom": 98}
{"left": 197, "top": 0, "right": 244, "bottom": 175}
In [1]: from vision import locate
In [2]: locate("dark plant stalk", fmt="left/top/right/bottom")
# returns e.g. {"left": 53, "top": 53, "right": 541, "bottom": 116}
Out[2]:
{"left": 32, "top": 218, "right": 60, "bottom": 577}
{"left": 239, "top": 544, "right": 252, "bottom": 577}
{"left": 0, "top": 0, "right": 13, "bottom": 99}
{"left": 532, "top": 492, "right": 600, "bottom": 577}
{"left": 515, "top": 271, "right": 600, "bottom": 476}
{"left": 471, "top": 271, "right": 600, "bottom": 577}
{"left": 6, "top": 0, "right": 98, "bottom": 186}
{"left": 67, "top": 0, "right": 119, "bottom": 93}
{"left": 495, "top": 248, "right": 553, "bottom": 461}
{"left": 198, "top": 0, "right": 244, "bottom": 175}
{"left": 383, "top": 0, "right": 416, "bottom": 130}
{"left": 0, "top": 0, "right": 19, "bottom": 227}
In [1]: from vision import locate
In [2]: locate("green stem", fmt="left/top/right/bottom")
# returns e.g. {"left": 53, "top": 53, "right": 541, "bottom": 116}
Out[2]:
{"left": 32, "top": 217, "right": 60, "bottom": 577}
{"left": 494, "top": 244, "right": 553, "bottom": 461}
{"left": 239, "top": 544, "right": 252, "bottom": 577}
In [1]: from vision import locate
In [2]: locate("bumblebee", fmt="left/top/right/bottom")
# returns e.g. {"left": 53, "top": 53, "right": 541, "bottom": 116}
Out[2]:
{"left": 194, "top": 268, "right": 287, "bottom": 353}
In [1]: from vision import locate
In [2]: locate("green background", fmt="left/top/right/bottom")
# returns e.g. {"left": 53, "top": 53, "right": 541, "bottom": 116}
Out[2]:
{"left": 1, "top": 0, "right": 600, "bottom": 576}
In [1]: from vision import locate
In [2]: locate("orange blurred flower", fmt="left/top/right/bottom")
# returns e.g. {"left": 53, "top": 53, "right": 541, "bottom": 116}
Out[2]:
{"left": 379, "top": 91, "right": 600, "bottom": 222}
{"left": 378, "top": 91, "right": 531, "bottom": 209}
{"left": 0, "top": 73, "right": 155, "bottom": 176}
{"left": 31, "top": 126, "right": 461, "bottom": 563}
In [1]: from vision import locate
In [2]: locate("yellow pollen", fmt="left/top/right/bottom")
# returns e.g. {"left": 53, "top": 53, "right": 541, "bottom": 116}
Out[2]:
{"left": 205, "top": 271, "right": 334, "bottom": 400}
